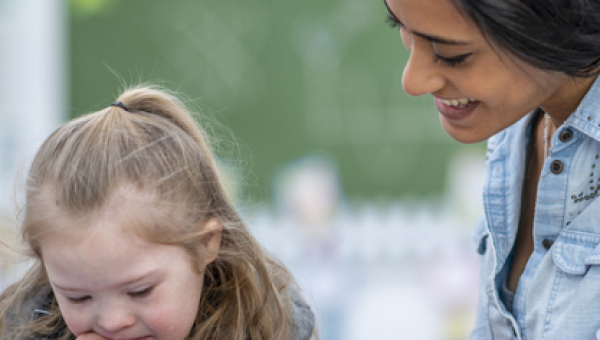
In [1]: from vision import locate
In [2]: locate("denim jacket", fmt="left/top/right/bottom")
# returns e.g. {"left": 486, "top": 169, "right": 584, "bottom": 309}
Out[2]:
{"left": 471, "top": 76, "right": 600, "bottom": 340}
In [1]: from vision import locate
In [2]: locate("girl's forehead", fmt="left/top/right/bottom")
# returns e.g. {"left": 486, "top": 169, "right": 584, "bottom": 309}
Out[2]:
{"left": 42, "top": 222, "right": 193, "bottom": 291}
{"left": 40, "top": 196, "right": 192, "bottom": 266}
{"left": 39, "top": 183, "right": 163, "bottom": 224}
{"left": 40, "top": 208, "right": 153, "bottom": 253}
{"left": 36, "top": 194, "right": 167, "bottom": 251}
{"left": 35, "top": 183, "right": 198, "bottom": 267}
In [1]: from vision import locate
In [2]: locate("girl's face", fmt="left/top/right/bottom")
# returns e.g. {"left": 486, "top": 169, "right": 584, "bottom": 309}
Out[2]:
{"left": 385, "top": 0, "right": 585, "bottom": 143}
{"left": 41, "top": 198, "right": 222, "bottom": 340}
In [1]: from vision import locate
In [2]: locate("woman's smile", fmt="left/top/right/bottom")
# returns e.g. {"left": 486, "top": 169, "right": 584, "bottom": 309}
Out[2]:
{"left": 436, "top": 97, "right": 477, "bottom": 108}
{"left": 434, "top": 97, "right": 480, "bottom": 121}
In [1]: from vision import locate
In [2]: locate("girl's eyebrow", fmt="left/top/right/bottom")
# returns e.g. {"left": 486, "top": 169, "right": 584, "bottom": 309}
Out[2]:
{"left": 51, "top": 283, "right": 85, "bottom": 292}
{"left": 383, "top": 0, "right": 472, "bottom": 46}
{"left": 51, "top": 270, "right": 161, "bottom": 291}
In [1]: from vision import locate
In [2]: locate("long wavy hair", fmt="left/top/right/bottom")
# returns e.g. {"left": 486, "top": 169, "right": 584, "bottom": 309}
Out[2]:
{"left": 0, "top": 85, "right": 305, "bottom": 340}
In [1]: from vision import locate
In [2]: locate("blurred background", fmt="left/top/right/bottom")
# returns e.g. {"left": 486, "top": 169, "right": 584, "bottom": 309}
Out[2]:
{"left": 0, "top": 0, "right": 487, "bottom": 339}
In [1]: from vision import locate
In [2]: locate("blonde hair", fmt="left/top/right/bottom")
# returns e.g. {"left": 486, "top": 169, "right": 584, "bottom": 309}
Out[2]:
{"left": 0, "top": 85, "right": 306, "bottom": 340}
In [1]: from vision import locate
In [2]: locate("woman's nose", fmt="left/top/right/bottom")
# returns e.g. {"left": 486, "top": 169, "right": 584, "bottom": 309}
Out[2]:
{"left": 401, "top": 47, "right": 445, "bottom": 97}
{"left": 95, "top": 302, "right": 136, "bottom": 334}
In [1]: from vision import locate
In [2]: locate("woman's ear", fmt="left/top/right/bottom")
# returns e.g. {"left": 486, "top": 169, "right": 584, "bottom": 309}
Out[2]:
{"left": 201, "top": 218, "right": 222, "bottom": 266}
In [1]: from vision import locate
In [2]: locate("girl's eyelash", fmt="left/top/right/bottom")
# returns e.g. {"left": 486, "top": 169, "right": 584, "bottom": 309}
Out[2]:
{"left": 65, "top": 286, "right": 155, "bottom": 303}
{"left": 433, "top": 53, "right": 472, "bottom": 67}
{"left": 129, "top": 286, "right": 154, "bottom": 298}
{"left": 67, "top": 296, "right": 91, "bottom": 304}
{"left": 386, "top": 13, "right": 401, "bottom": 28}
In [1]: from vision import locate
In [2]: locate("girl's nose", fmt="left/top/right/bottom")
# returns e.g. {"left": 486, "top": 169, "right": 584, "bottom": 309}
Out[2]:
{"left": 401, "top": 47, "right": 445, "bottom": 97}
{"left": 96, "top": 303, "right": 136, "bottom": 335}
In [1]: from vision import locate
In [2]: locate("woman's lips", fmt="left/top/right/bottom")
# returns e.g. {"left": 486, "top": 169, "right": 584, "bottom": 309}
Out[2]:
{"left": 434, "top": 97, "right": 480, "bottom": 121}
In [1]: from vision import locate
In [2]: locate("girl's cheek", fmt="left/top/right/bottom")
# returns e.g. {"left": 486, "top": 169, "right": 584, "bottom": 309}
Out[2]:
{"left": 60, "top": 308, "right": 90, "bottom": 336}
{"left": 144, "top": 310, "right": 183, "bottom": 337}
{"left": 143, "top": 299, "right": 199, "bottom": 338}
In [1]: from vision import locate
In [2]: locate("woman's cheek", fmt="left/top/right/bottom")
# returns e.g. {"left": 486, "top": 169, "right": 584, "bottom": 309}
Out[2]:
{"left": 400, "top": 28, "right": 412, "bottom": 51}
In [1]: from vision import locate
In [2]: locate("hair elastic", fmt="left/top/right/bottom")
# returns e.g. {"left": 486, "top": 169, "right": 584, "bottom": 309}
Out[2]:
{"left": 110, "top": 101, "right": 129, "bottom": 112}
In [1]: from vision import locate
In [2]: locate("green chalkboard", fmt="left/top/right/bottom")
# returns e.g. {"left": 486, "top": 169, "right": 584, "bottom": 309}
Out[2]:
{"left": 69, "top": 0, "right": 479, "bottom": 203}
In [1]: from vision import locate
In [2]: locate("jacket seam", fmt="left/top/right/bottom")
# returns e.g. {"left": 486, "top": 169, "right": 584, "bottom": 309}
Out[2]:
{"left": 542, "top": 269, "right": 561, "bottom": 340}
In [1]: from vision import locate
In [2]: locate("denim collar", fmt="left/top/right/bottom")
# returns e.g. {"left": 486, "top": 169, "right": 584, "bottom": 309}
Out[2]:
{"left": 566, "top": 75, "right": 600, "bottom": 141}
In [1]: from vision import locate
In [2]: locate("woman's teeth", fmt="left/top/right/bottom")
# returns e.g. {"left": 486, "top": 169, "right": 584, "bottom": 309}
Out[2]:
{"left": 440, "top": 98, "right": 476, "bottom": 108}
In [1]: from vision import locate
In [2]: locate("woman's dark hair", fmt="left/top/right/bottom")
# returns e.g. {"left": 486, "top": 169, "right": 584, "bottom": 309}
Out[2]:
{"left": 450, "top": 0, "right": 600, "bottom": 77}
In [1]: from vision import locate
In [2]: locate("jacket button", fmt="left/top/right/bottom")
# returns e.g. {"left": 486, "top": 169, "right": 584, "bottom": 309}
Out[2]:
{"left": 542, "top": 239, "right": 553, "bottom": 250}
{"left": 558, "top": 129, "right": 573, "bottom": 142}
{"left": 550, "top": 160, "right": 564, "bottom": 174}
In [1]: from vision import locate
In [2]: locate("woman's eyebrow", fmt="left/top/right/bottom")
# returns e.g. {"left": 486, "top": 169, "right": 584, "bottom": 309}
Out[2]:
{"left": 414, "top": 31, "right": 471, "bottom": 46}
{"left": 383, "top": 0, "right": 471, "bottom": 46}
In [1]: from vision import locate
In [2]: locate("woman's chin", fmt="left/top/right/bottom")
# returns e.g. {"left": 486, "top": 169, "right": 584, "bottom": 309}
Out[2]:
{"left": 440, "top": 117, "right": 491, "bottom": 144}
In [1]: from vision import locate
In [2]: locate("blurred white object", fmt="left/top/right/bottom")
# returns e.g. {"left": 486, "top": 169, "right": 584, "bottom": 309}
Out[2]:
{"left": 273, "top": 155, "right": 342, "bottom": 231}
{"left": 0, "top": 0, "right": 66, "bottom": 207}
{"left": 0, "top": 0, "right": 66, "bottom": 290}
{"left": 445, "top": 149, "right": 486, "bottom": 227}
{"left": 345, "top": 284, "right": 441, "bottom": 340}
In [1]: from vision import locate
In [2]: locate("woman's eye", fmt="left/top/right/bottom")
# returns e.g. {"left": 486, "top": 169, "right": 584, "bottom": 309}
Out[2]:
{"left": 67, "top": 296, "right": 91, "bottom": 304}
{"left": 433, "top": 53, "right": 472, "bottom": 67}
{"left": 129, "top": 286, "right": 154, "bottom": 298}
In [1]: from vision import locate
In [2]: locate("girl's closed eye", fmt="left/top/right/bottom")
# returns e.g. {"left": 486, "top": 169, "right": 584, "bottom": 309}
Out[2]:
{"left": 129, "top": 285, "right": 154, "bottom": 298}
{"left": 67, "top": 295, "right": 91, "bottom": 304}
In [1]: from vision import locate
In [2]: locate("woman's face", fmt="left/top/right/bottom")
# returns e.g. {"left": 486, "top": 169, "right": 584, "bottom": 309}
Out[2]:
{"left": 385, "top": 0, "right": 574, "bottom": 143}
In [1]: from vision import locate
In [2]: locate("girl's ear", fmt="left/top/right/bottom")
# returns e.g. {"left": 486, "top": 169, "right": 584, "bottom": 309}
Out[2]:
{"left": 201, "top": 218, "right": 222, "bottom": 266}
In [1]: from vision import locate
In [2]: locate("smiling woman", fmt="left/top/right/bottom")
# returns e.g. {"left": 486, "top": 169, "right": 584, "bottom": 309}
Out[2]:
{"left": 383, "top": 0, "right": 600, "bottom": 339}
{"left": 383, "top": 0, "right": 589, "bottom": 144}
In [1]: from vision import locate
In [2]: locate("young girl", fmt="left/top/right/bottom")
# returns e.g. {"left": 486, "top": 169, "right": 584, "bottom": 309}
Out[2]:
{"left": 384, "top": 0, "right": 600, "bottom": 339}
{"left": 0, "top": 86, "right": 316, "bottom": 340}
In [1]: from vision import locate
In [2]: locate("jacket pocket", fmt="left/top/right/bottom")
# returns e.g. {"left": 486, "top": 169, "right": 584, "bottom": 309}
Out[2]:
{"left": 553, "top": 231, "right": 600, "bottom": 275}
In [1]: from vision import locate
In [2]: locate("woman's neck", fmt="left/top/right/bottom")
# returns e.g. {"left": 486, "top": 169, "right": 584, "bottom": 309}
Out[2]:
{"left": 541, "top": 75, "right": 597, "bottom": 127}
